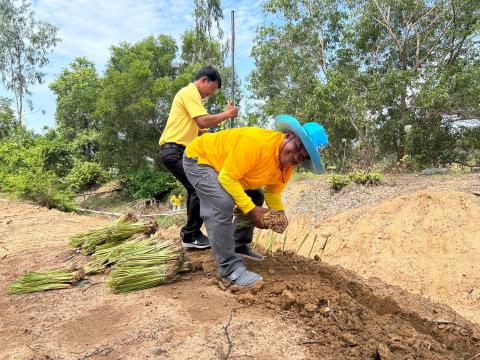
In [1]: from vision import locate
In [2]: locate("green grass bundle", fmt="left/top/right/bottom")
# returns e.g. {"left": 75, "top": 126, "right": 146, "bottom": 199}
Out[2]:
{"left": 8, "top": 268, "right": 85, "bottom": 294}
{"left": 69, "top": 212, "right": 140, "bottom": 248}
{"left": 84, "top": 234, "right": 152, "bottom": 274}
{"left": 107, "top": 240, "right": 184, "bottom": 293}
{"left": 348, "top": 171, "right": 384, "bottom": 185}
{"left": 85, "top": 232, "right": 172, "bottom": 274}
{"left": 70, "top": 220, "right": 158, "bottom": 255}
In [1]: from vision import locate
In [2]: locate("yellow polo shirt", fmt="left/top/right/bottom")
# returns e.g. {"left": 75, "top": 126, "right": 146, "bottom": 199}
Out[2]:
{"left": 185, "top": 128, "right": 293, "bottom": 213}
{"left": 159, "top": 83, "right": 208, "bottom": 146}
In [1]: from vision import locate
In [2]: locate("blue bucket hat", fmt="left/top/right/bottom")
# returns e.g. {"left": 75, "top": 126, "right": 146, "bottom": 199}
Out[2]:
{"left": 275, "top": 114, "right": 328, "bottom": 174}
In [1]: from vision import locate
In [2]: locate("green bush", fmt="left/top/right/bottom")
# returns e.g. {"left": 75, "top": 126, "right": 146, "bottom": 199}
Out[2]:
{"left": 66, "top": 161, "right": 110, "bottom": 192}
{"left": 0, "top": 136, "right": 77, "bottom": 211}
{"left": 327, "top": 171, "right": 384, "bottom": 191}
{"left": 405, "top": 121, "right": 458, "bottom": 167}
{"left": 1, "top": 170, "right": 76, "bottom": 211}
{"left": 124, "top": 166, "right": 176, "bottom": 199}
{"left": 39, "top": 137, "right": 74, "bottom": 177}
{"left": 327, "top": 174, "right": 351, "bottom": 191}
{"left": 169, "top": 180, "right": 186, "bottom": 197}
{"left": 348, "top": 171, "right": 384, "bottom": 185}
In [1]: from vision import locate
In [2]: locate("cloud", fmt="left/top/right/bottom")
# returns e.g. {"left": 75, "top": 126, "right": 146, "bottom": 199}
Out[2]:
{"left": 34, "top": 0, "right": 193, "bottom": 69}
{"left": 17, "top": 0, "right": 267, "bottom": 132}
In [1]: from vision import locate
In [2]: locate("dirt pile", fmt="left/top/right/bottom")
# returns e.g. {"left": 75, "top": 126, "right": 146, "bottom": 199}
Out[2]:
{"left": 269, "top": 190, "right": 480, "bottom": 324}
{"left": 196, "top": 252, "right": 480, "bottom": 359}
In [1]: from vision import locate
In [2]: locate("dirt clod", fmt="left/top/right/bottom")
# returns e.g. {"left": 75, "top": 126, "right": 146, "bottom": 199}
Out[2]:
{"left": 238, "top": 292, "right": 256, "bottom": 304}
{"left": 376, "top": 343, "right": 394, "bottom": 360}
{"left": 250, "top": 280, "right": 264, "bottom": 294}
{"left": 264, "top": 210, "right": 288, "bottom": 233}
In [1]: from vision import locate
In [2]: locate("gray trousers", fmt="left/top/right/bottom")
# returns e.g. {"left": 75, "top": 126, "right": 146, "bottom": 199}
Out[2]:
{"left": 183, "top": 154, "right": 264, "bottom": 277}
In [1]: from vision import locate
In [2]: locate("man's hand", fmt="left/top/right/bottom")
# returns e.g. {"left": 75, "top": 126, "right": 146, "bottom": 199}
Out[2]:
{"left": 225, "top": 100, "right": 238, "bottom": 118}
{"left": 249, "top": 206, "right": 269, "bottom": 229}
{"left": 194, "top": 101, "right": 238, "bottom": 128}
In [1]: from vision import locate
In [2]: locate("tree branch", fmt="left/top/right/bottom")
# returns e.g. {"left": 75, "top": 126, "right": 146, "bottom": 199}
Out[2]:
{"left": 371, "top": 1, "right": 403, "bottom": 60}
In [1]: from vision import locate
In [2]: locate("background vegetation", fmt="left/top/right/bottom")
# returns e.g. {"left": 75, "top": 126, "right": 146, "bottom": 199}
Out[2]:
{"left": 0, "top": 0, "right": 479, "bottom": 210}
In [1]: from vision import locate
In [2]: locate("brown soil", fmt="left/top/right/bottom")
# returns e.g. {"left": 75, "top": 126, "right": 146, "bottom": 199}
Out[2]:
{"left": 1, "top": 172, "right": 480, "bottom": 359}
{"left": 0, "top": 199, "right": 306, "bottom": 360}
{"left": 255, "top": 173, "right": 480, "bottom": 326}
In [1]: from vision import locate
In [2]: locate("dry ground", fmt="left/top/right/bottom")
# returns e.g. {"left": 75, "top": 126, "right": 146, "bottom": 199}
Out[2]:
{"left": 1, "top": 172, "right": 480, "bottom": 359}
{"left": 256, "top": 173, "right": 480, "bottom": 325}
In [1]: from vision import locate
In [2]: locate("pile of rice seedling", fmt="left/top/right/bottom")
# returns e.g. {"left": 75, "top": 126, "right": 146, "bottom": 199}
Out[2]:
{"left": 8, "top": 267, "right": 85, "bottom": 294}
{"left": 107, "top": 239, "right": 184, "bottom": 293}
{"left": 70, "top": 220, "right": 158, "bottom": 255}
{"left": 69, "top": 213, "right": 139, "bottom": 248}
{"left": 9, "top": 214, "right": 190, "bottom": 295}
{"left": 84, "top": 234, "right": 151, "bottom": 274}
{"left": 264, "top": 210, "right": 288, "bottom": 234}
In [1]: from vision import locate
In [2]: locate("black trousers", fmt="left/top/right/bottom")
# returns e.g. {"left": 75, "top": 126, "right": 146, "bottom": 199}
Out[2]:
{"left": 233, "top": 189, "right": 264, "bottom": 249}
{"left": 160, "top": 143, "right": 203, "bottom": 240}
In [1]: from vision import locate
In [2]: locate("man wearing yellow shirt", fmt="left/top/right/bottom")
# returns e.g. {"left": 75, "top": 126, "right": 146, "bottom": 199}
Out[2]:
{"left": 159, "top": 66, "right": 238, "bottom": 249}
{"left": 183, "top": 115, "right": 328, "bottom": 286}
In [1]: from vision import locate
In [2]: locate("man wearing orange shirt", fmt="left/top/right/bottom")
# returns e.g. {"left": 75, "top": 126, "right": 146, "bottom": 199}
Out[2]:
{"left": 159, "top": 66, "right": 238, "bottom": 249}
{"left": 183, "top": 115, "right": 328, "bottom": 286}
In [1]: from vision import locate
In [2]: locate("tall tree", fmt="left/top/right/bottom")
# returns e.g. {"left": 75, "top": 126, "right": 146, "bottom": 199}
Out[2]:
{"left": 189, "top": 0, "right": 226, "bottom": 65}
{"left": 250, "top": 0, "right": 479, "bottom": 167}
{"left": 49, "top": 57, "right": 100, "bottom": 160}
{"left": 351, "top": 0, "right": 480, "bottom": 160}
{"left": 250, "top": 0, "right": 350, "bottom": 119}
{"left": 180, "top": 0, "right": 240, "bottom": 128}
{"left": 0, "top": 0, "right": 60, "bottom": 124}
{"left": 95, "top": 35, "right": 179, "bottom": 172}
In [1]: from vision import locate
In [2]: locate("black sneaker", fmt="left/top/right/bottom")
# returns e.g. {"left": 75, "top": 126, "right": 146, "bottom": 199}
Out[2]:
{"left": 235, "top": 246, "right": 264, "bottom": 261}
{"left": 182, "top": 233, "right": 211, "bottom": 249}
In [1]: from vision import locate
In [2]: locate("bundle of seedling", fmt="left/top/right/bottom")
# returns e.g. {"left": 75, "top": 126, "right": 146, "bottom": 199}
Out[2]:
{"left": 107, "top": 238, "right": 186, "bottom": 293}
{"left": 84, "top": 234, "right": 151, "bottom": 274}
{"left": 235, "top": 209, "right": 289, "bottom": 234}
{"left": 9, "top": 213, "right": 189, "bottom": 295}
{"left": 69, "top": 213, "right": 158, "bottom": 254}
{"left": 8, "top": 267, "right": 85, "bottom": 294}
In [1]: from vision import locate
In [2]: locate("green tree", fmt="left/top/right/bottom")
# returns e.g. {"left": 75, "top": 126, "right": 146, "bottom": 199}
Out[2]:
{"left": 0, "top": 96, "right": 16, "bottom": 138}
{"left": 49, "top": 57, "right": 101, "bottom": 160}
{"left": 95, "top": 35, "right": 179, "bottom": 172}
{"left": 180, "top": 0, "right": 240, "bottom": 129}
{"left": 0, "top": 0, "right": 60, "bottom": 124}
{"left": 189, "top": 0, "right": 226, "bottom": 65}
{"left": 250, "top": 0, "right": 480, "bottom": 167}
{"left": 350, "top": 0, "right": 479, "bottom": 160}
{"left": 249, "top": 0, "right": 360, "bottom": 166}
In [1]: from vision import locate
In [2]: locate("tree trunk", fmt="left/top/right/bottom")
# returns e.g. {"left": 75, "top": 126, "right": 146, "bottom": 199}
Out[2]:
{"left": 397, "top": 90, "right": 408, "bottom": 162}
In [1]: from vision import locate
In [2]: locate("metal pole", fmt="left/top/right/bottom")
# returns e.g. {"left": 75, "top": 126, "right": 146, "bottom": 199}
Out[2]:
{"left": 230, "top": 10, "right": 235, "bottom": 128}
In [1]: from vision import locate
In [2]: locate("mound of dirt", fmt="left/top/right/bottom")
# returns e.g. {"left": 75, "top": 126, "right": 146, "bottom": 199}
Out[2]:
{"left": 202, "top": 252, "right": 480, "bottom": 359}
{"left": 282, "top": 173, "right": 479, "bottom": 221}
{"left": 270, "top": 190, "right": 480, "bottom": 325}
